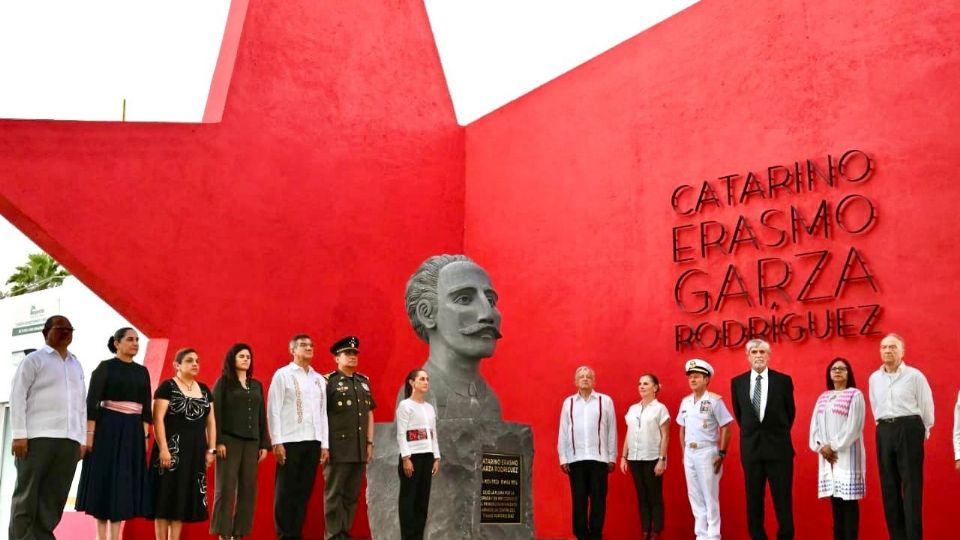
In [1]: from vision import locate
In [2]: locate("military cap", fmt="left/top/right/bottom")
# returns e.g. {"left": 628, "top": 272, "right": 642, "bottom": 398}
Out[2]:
{"left": 685, "top": 358, "right": 714, "bottom": 376}
{"left": 330, "top": 336, "right": 360, "bottom": 355}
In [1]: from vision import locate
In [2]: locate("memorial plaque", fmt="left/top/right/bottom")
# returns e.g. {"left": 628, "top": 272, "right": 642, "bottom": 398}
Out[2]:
{"left": 480, "top": 453, "right": 522, "bottom": 524}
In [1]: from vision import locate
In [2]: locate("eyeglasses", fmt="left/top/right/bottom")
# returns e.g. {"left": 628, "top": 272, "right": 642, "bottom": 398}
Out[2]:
{"left": 830, "top": 367, "right": 848, "bottom": 372}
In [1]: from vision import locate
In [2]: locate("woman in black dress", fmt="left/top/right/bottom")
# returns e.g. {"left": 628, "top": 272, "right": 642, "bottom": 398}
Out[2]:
{"left": 76, "top": 327, "right": 152, "bottom": 540}
{"left": 210, "top": 343, "right": 270, "bottom": 540}
{"left": 150, "top": 348, "right": 217, "bottom": 540}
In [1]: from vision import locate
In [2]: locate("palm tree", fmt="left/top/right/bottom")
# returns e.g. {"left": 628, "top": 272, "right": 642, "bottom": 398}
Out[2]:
{"left": 5, "top": 253, "right": 70, "bottom": 296}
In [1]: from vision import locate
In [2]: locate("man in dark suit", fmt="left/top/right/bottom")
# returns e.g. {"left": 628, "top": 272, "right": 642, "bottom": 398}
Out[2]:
{"left": 730, "top": 338, "right": 796, "bottom": 540}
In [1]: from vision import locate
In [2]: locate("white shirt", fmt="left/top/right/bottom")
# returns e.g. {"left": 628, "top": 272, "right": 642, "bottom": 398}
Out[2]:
{"left": 395, "top": 398, "right": 440, "bottom": 458}
{"left": 557, "top": 391, "right": 617, "bottom": 465}
{"left": 749, "top": 368, "right": 770, "bottom": 422}
{"left": 267, "top": 362, "right": 329, "bottom": 447}
{"left": 623, "top": 399, "right": 670, "bottom": 461}
{"left": 10, "top": 346, "right": 87, "bottom": 445}
{"left": 953, "top": 390, "right": 960, "bottom": 460}
{"left": 677, "top": 392, "right": 733, "bottom": 447}
{"left": 868, "top": 361, "right": 934, "bottom": 438}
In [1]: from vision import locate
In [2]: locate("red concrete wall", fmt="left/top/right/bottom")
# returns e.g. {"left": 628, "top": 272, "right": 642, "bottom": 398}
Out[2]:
{"left": 3, "top": 0, "right": 959, "bottom": 538}
{"left": 0, "top": 1, "right": 462, "bottom": 539}
{"left": 464, "top": 0, "right": 960, "bottom": 538}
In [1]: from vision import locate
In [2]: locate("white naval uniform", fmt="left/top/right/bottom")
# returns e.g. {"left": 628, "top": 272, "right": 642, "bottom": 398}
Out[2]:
{"left": 678, "top": 391, "right": 733, "bottom": 540}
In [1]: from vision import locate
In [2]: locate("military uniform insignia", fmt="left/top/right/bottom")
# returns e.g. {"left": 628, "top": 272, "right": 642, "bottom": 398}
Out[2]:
{"left": 361, "top": 382, "right": 370, "bottom": 391}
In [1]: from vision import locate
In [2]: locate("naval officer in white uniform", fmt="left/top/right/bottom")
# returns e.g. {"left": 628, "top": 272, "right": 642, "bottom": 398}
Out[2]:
{"left": 677, "top": 359, "right": 733, "bottom": 540}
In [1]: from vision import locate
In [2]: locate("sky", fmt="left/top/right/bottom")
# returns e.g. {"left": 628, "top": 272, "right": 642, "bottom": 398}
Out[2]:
{"left": 0, "top": 0, "right": 698, "bottom": 291}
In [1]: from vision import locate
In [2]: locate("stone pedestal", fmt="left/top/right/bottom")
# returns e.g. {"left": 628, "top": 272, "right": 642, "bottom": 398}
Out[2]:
{"left": 367, "top": 419, "right": 534, "bottom": 539}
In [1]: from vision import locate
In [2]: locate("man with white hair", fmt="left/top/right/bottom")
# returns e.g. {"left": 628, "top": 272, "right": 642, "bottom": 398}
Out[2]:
{"left": 730, "top": 338, "right": 796, "bottom": 540}
{"left": 557, "top": 366, "right": 617, "bottom": 540}
{"left": 869, "top": 333, "right": 933, "bottom": 540}
{"left": 678, "top": 358, "right": 732, "bottom": 540}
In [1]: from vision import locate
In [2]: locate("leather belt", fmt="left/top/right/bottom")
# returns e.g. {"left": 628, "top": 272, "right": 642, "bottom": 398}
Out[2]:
{"left": 877, "top": 415, "right": 922, "bottom": 424}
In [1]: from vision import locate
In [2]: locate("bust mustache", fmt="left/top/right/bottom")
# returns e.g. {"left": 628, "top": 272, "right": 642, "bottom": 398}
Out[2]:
{"left": 402, "top": 254, "right": 504, "bottom": 420}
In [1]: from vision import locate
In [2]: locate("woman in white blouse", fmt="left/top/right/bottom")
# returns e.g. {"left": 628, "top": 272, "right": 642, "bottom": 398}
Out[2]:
{"left": 808, "top": 357, "right": 866, "bottom": 540}
{"left": 619, "top": 373, "right": 670, "bottom": 540}
{"left": 396, "top": 369, "right": 440, "bottom": 540}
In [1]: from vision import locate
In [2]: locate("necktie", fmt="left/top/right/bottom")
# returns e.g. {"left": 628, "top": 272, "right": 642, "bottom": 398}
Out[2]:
{"left": 752, "top": 375, "right": 763, "bottom": 418}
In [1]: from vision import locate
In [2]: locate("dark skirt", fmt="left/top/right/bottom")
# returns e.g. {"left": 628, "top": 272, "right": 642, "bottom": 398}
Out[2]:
{"left": 148, "top": 427, "right": 210, "bottom": 522}
{"left": 76, "top": 409, "right": 150, "bottom": 521}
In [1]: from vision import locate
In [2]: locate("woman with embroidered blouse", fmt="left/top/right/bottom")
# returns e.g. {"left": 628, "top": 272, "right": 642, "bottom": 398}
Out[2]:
{"left": 396, "top": 369, "right": 440, "bottom": 540}
{"left": 808, "top": 357, "right": 866, "bottom": 540}
{"left": 150, "top": 348, "right": 217, "bottom": 540}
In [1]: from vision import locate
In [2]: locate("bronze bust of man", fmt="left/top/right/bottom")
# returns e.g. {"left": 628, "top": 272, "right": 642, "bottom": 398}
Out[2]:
{"left": 402, "top": 254, "right": 503, "bottom": 420}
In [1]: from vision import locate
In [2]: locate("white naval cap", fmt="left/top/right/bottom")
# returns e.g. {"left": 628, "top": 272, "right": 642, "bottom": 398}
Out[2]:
{"left": 684, "top": 358, "right": 714, "bottom": 376}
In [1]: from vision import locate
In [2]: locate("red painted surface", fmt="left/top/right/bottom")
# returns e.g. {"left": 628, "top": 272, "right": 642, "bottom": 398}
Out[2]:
{"left": 464, "top": 0, "right": 960, "bottom": 538}
{"left": 2, "top": 0, "right": 958, "bottom": 539}
{"left": 202, "top": 0, "right": 250, "bottom": 123}
{"left": 0, "top": 1, "right": 461, "bottom": 538}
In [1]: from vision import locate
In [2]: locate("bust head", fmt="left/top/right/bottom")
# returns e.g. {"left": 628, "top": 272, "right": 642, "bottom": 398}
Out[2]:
{"left": 405, "top": 255, "right": 502, "bottom": 363}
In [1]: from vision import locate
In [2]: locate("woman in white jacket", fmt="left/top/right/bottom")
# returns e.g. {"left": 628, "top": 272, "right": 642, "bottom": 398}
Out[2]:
{"left": 396, "top": 369, "right": 440, "bottom": 540}
{"left": 808, "top": 357, "right": 866, "bottom": 540}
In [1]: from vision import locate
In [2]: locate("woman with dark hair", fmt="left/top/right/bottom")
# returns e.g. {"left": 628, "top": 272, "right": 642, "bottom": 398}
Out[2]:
{"left": 76, "top": 327, "right": 152, "bottom": 540}
{"left": 210, "top": 344, "right": 270, "bottom": 540}
{"left": 396, "top": 369, "right": 440, "bottom": 540}
{"left": 150, "top": 348, "right": 216, "bottom": 540}
{"left": 619, "top": 373, "right": 670, "bottom": 540}
{"left": 808, "top": 357, "right": 866, "bottom": 540}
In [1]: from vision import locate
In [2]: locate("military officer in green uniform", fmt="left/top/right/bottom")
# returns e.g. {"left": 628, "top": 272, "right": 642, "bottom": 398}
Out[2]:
{"left": 323, "top": 336, "right": 376, "bottom": 540}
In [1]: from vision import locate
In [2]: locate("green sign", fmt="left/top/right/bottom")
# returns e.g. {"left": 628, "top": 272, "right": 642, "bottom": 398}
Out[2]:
{"left": 12, "top": 323, "right": 44, "bottom": 336}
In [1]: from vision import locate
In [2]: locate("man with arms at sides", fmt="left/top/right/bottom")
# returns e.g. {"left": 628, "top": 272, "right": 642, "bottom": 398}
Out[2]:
{"left": 678, "top": 359, "right": 732, "bottom": 540}
{"left": 869, "top": 333, "right": 933, "bottom": 540}
{"left": 730, "top": 339, "right": 796, "bottom": 540}
{"left": 402, "top": 254, "right": 503, "bottom": 420}
{"left": 9, "top": 315, "right": 87, "bottom": 540}
{"left": 324, "top": 336, "right": 375, "bottom": 540}
{"left": 268, "top": 334, "right": 330, "bottom": 540}
{"left": 557, "top": 366, "right": 618, "bottom": 540}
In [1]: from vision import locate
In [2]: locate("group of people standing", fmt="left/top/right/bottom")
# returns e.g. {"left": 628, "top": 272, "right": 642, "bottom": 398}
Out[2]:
{"left": 5, "top": 313, "right": 945, "bottom": 540}
{"left": 7, "top": 317, "right": 382, "bottom": 540}
{"left": 557, "top": 333, "right": 935, "bottom": 540}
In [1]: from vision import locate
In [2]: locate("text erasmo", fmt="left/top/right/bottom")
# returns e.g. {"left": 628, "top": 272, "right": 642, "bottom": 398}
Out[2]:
{"left": 671, "top": 150, "right": 882, "bottom": 351}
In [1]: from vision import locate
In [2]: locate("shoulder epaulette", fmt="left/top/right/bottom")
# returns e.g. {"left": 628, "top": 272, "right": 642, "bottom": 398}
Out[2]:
{"left": 355, "top": 371, "right": 369, "bottom": 380}
{"left": 708, "top": 391, "right": 722, "bottom": 399}
{"left": 324, "top": 371, "right": 335, "bottom": 380}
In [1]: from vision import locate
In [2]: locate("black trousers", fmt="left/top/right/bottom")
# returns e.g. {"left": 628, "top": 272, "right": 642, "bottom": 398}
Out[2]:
{"left": 876, "top": 416, "right": 924, "bottom": 540}
{"left": 568, "top": 460, "right": 609, "bottom": 540}
{"left": 627, "top": 460, "right": 664, "bottom": 533}
{"left": 397, "top": 453, "right": 434, "bottom": 540}
{"left": 274, "top": 440, "right": 321, "bottom": 540}
{"left": 9, "top": 438, "right": 80, "bottom": 540}
{"left": 743, "top": 458, "right": 794, "bottom": 540}
{"left": 211, "top": 434, "right": 261, "bottom": 537}
{"left": 830, "top": 497, "right": 859, "bottom": 540}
